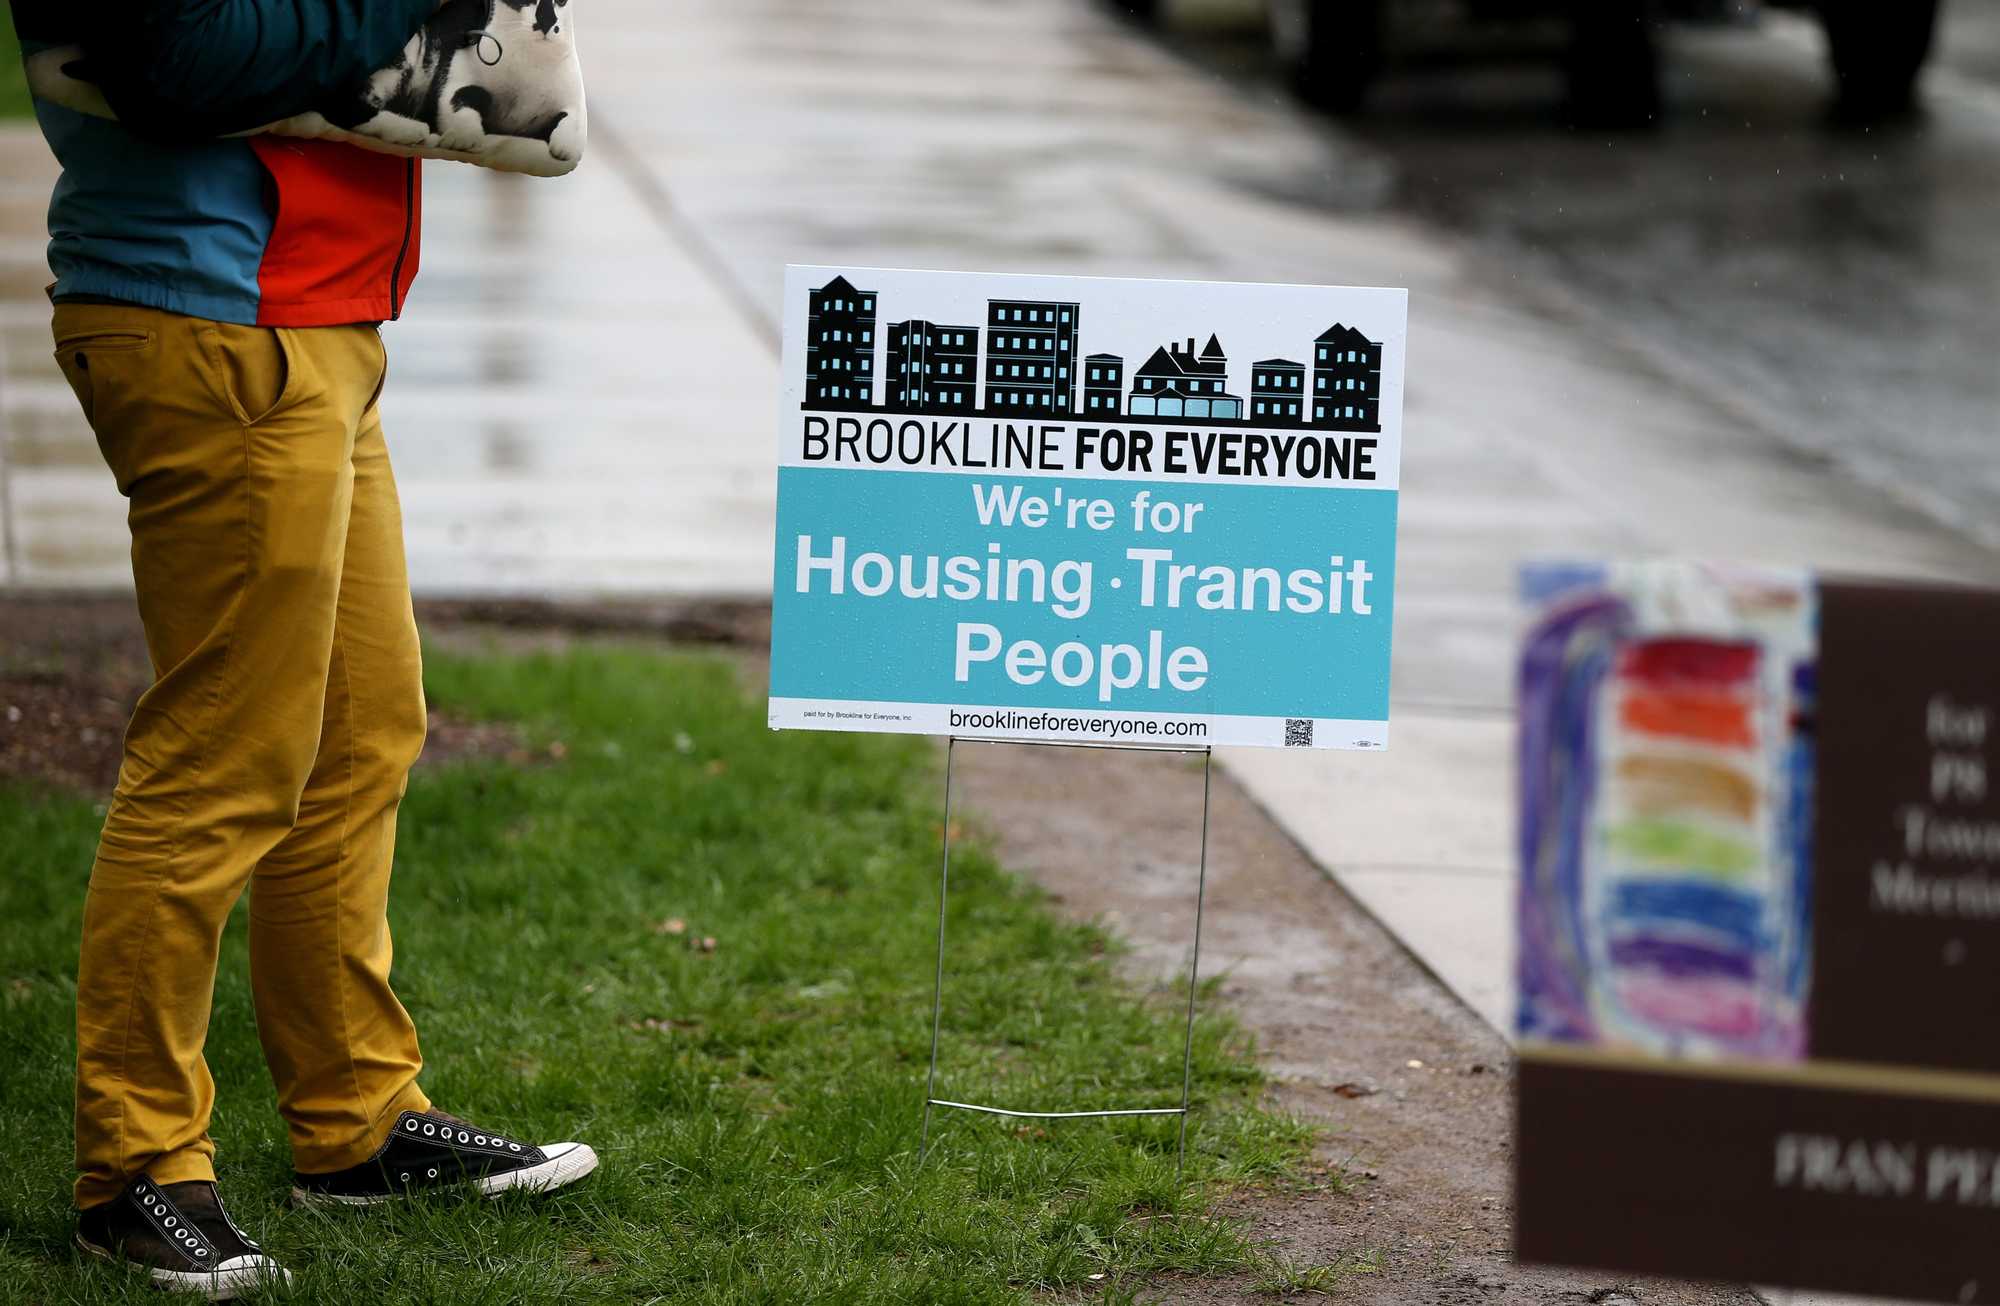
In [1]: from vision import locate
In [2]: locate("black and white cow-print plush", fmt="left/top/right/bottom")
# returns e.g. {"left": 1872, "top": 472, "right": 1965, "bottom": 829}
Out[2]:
{"left": 24, "top": 0, "right": 586, "bottom": 177}
{"left": 302, "top": 0, "right": 586, "bottom": 174}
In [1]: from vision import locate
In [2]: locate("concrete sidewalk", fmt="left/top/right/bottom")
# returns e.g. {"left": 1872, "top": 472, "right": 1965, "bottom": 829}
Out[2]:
{"left": 0, "top": 128, "right": 778, "bottom": 595}
{"left": 3, "top": 6, "right": 1996, "bottom": 1303}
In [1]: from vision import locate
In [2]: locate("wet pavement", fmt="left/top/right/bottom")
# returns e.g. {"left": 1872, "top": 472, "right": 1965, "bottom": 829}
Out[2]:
{"left": 569, "top": 0, "right": 1996, "bottom": 706}
{"left": 0, "top": 117, "right": 779, "bottom": 597}
{"left": 3, "top": 0, "right": 1994, "bottom": 653}
{"left": 1158, "top": 0, "right": 2000, "bottom": 549}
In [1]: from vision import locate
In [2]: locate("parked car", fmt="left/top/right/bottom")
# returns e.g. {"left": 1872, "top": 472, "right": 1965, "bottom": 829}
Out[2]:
{"left": 1110, "top": 0, "right": 1941, "bottom": 124}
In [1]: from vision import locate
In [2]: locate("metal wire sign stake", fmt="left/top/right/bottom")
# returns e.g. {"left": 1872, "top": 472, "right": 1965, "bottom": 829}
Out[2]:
{"left": 918, "top": 735, "right": 1214, "bottom": 1177}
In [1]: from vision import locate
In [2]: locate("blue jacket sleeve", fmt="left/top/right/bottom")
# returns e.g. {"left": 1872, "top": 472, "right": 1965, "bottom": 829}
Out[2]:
{"left": 89, "top": 0, "right": 440, "bottom": 141}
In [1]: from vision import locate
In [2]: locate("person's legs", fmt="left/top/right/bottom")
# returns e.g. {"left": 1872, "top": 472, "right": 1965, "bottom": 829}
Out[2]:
{"left": 267, "top": 385, "right": 601, "bottom": 1210}
{"left": 59, "top": 304, "right": 387, "bottom": 1209}
{"left": 250, "top": 401, "right": 433, "bottom": 1177}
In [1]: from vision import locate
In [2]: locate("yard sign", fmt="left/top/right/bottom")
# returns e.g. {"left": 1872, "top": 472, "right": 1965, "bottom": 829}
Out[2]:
{"left": 768, "top": 266, "right": 1407, "bottom": 750}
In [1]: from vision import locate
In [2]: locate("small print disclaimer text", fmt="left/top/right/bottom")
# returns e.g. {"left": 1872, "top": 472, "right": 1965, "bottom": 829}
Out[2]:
{"left": 802, "top": 708, "right": 914, "bottom": 725}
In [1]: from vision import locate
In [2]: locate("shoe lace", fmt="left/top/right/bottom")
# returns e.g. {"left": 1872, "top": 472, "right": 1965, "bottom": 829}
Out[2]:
{"left": 148, "top": 1181, "right": 260, "bottom": 1260}
{"left": 411, "top": 1110, "right": 529, "bottom": 1155}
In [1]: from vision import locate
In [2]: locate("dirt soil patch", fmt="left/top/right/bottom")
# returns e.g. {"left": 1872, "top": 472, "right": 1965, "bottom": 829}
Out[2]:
{"left": 0, "top": 597, "right": 550, "bottom": 796}
{"left": 947, "top": 742, "right": 1758, "bottom": 1306}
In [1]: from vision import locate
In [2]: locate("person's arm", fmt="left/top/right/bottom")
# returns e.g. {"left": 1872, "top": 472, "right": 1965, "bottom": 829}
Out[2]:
{"left": 87, "top": 0, "right": 439, "bottom": 141}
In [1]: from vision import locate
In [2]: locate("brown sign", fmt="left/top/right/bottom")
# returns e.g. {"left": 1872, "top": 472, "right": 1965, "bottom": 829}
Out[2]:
{"left": 1516, "top": 574, "right": 2000, "bottom": 1304}
{"left": 1812, "top": 581, "right": 2000, "bottom": 1073}
{"left": 1518, "top": 1053, "right": 2000, "bottom": 1302}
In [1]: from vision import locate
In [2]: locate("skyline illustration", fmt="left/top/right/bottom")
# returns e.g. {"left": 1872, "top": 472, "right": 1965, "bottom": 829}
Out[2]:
{"left": 802, "top": 274, "right": 1384, "bottom": 434}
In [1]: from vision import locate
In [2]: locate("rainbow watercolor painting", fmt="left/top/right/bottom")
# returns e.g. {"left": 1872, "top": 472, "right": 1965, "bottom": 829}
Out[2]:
{"left": 1517, "top": 562, "right": 1817, "bottom": 1061}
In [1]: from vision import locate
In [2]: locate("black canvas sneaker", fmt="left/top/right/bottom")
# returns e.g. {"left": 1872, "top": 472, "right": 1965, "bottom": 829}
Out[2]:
{"left": 290, "top": 1108, "right": 598, "bottom": 1207}
{"left": 75, "top": 1176, "right": 290, "bottom": 1300}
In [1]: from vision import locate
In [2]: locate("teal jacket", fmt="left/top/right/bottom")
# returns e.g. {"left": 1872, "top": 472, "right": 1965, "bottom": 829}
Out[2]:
{"left": 11, "top": 0, "right": 439, "bottom": 325}
{"left": 13, "top": 0, "right": 437, "bottom": 138}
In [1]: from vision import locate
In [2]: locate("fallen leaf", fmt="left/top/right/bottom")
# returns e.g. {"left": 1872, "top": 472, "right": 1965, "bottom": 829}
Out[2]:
{"left": 798, "top": 978, "right": 849, "bottom": 1000}
{"left": 1331, "top": 1082, "right": 1378, "bottom": 1099}
{"left": 705, "top": 759, "right": 728, "bottom": 776}
{"left": 547, "top": 740, "right": 568, "bottom": 760}
{"left": 633, "top": 1017, "right": 700, "bottom": 1034}
{"left": 653, "top": 918, "right": 687, "bottom": 936}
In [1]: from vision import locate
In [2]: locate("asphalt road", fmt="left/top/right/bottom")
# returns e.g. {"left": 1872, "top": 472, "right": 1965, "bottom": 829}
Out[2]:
{"left": 1150, "top": 0, "right": 2000, "bottom": 552}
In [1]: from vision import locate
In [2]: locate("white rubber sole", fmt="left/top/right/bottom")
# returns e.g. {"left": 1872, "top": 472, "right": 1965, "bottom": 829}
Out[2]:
{"left": 76, "top": 1234, "right": 291, "bottom": 1300}
{"left": 290, "top": 1142, "right": 600, "bottom": 1208}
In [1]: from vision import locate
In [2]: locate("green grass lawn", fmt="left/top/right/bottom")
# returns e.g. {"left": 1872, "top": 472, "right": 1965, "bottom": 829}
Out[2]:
{"left": 0, "top": 644, "right": 1313, "bottom": 1303}
{"left": 0, "top": 9, "right": 30, "bottom": 119}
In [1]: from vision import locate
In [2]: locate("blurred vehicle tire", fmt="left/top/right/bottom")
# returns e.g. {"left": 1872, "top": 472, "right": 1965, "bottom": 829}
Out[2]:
{"left": 1564, "top": 0, "right": 1662, "bottom": 126}
{"left": 1818, "top": 0, "right": 1939, "bottom": 121}
{"left": 1269, "top": 0, "right": 1385, "bottom": 113}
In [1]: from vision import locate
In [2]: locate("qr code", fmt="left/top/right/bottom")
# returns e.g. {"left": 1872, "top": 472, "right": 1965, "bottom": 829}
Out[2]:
{"left": 1284, "top": 718, "right": 1314, "bottom": 748}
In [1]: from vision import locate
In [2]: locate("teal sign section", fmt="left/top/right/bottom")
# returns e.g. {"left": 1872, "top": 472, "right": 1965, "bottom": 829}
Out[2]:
{"left": 770, "top": 466, "right": 1398, "bottom": 723}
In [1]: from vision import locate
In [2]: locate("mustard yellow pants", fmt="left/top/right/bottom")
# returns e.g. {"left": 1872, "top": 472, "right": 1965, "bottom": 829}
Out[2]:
{"left": 53, "top": 304, "right": 432, "bottom": 1209}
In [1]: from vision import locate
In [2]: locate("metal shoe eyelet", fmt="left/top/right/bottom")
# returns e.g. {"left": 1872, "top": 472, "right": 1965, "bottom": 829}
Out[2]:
{"left": 510, "top": 1143, "right": 522, "bottom": 1151}
{"left": 475, "top": 1135, "right": 487, "bottom": 1145}
{"left": 400, "top": 1172, "right": 412, "bottom": 1183}
{"left": 163, "top": 1217, "right": 177, "bottom": 1228}
{"left": 405, "top": 1119, "right": 420, "bottom": 1132}
{"left": 193, "top": 1248, "right": 208, "bottom": 1259}
{"left": 457, "top": 1131, "right": 470, "bottom": 1143}
{"left": 427, "top": 1168, "right": 439, "bottom": 1179}
{"left": 423, "top": 1124, "right": 436, "bottom": 1136}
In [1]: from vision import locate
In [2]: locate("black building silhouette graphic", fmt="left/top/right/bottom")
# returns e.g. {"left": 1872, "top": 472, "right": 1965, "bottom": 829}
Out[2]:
{"left": 1127, "top": 334, "right": 1243, "bottom": 422}
{"left": 982, "top": 299, "right": 1079, "bottom": 416}
{"left": 1251, "top": 358, "right": 1307, "bottom": 426}
{"left": 1311, "top": 324, "right": 1383, "bottom": 432}
{"left": 888, "top": 320, "right": 979, "bottom": 413}
{"left": 798, "top": 273, "right": 1387, "bottom": 433}
{"left": 805, "top": 276, "right": 877, "bottom": 409}
{"left": 1083, "top": 353, "right": 1123, "bottom": 417}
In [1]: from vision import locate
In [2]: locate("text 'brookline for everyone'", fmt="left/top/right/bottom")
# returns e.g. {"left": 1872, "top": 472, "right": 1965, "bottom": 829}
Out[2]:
{"left": 800, "top": 416, "right": 1381, "bottom": 482}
